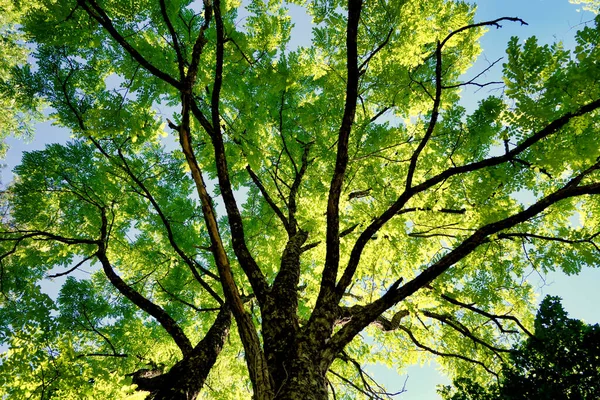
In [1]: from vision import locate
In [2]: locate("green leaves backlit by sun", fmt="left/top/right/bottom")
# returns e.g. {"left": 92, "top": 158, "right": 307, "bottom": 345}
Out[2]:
{"left": 0, "top": 0, "right": 599, "bottom": 398}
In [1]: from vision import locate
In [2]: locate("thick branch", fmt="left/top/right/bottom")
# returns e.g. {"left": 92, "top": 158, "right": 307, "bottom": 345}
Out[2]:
{"left": 326, "top": 174, "right": 600, "bottom": 361}
{"left": 0, "top": 231, "right": 99, "bottom": 247}
{"left": 336, "top": 97, "right": 600, "bottom": 301}
{"left": 133, "top": 304, "right": 232, "bottom": 399}
{"left": 193, "top": 0, "right": 269, "bottom": 307}
{"left": 310, "top": 0, "right": 364, "bottom": 340}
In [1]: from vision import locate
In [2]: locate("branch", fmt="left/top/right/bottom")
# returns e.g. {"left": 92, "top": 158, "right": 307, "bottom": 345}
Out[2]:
{"left": 80, "top": 307, "right": 122, "bottom": 357}
{"left": 184, "top": 0, "right": 270, "bottom": 308}
{"left": 78, "top": 352, "right": 128, "bottom": 358}
{"left": 441, "top": 58, "right": 504, "bottom": 90}
{"left": 335, "top": 96, "right": 600, "bottom": 303}
{"left": 300, "top": 223, "right": 359, "bottom": 253}
{"left": 46, "top": 254, "right": 95, "bottom": 278}
{"left": 438, "top": 292, "right": 534, "bottom": 338}
{"left": 97, "top": 209, "right": 193, "bottom": 357}
{"left": 159, "top": 0, "right": 186, "bottom": 80}
{"left": 0, "top": 230, "right": 99, "bottom": 247}
{"left": 329, "top": 369, "right": 375, "bottom": 399}
{"left": 397, "top": 325, "right": 499, "bottom": 378}
{"left": 246, "top": 165, "right": 290, "bottom": 233}
{"left": 185, "top": 0, "right": 274, "bottom": 396}
{"left": 278, "top": 90, "right": 299, "bottom": 176}
{"left": 311, "top": 0, "right": 364, "bottom": 338}
{"left": 359, "top": 27, "right": 394, "bottom": 72}
{"left": 498, "top": 231, "right": 600, "bottom": 252}
{"left": 326, "top": 166, "right": 600, "bottom": 360}
{"left": 338, "top": 352, "right": 407, "bottom": 399}
{"left": 77, "top": 0, "right": 181, "bottom": 89}
{"left": 91, "top": 138, "right": 223, "bottom": 305}
{"left": 287, "top": 143, "right": 312, "bottom": 233}
{"left": 156, "top": 280, "right": 221, "bottom": 313}
{"left": 132, "top": 303, "right": 232, "bottom": 397}
{"left": 405, "top": 39, "right": 442, "bottom": 190}
{"left": 440, "top": 17, "right": 528, "bottom": 49}
{"left": 421, "top": 310, "right": 511, "bottom": 358}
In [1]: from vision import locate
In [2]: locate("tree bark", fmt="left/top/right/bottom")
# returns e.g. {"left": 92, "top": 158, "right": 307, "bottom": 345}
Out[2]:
{"left": 132, "top": 305, "right": 231, "bottom": 400}
{"left": 273, "top": 351, "right": 329, "bottom": 400}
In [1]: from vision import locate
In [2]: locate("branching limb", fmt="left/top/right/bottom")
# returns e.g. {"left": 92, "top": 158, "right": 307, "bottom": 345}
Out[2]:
{"left": 326, "top": 164, "right": 600, "bottom": 363}
{"left": 338, "top": 352, "right": 407, "bottom": 399}
{"left": 131, "top": 303, "right": 232, "bottom": 398}
{"left": 96, "top": 208, "right": 194, "bottom": 357}
{"left": 440, "top": 17, "right": 528, "bottom": 49}
{"left": 441, "top": 57, "right": 504, "bottom": 89}
{"left": 421, "top": 310, "right": 511, "bottom": 359}
{"left": 185, "top": 0, "right": 269, "bottom": 308}
{"left": 246, "top": 165, "right": 290, "bottom": 233}
{"left": 176, "top": 0, "right": 274, "bottom": 396}
{"left": 0, "top": 230, "right": 99, "bottom": 248}
{"left": 311, "top": 0, "right": 364, "bottom": 340}
{"left": 156, "top": 280, "right": 221, "bottom": 313}
{"left": 76, "top": 0, "right": 181, "bottom": 89}
{"left": 397, "top": 325, "right": 499, "bottom": 378}
{"left": 46, "top": 254, "right": 95, "bottom": 278}
{"left": 329, "top": 369, "right": 375, "bottom": 399}
{"left": 498, "top": 232, "right": 600, "bottom": 253}
{"left": 437, "top": 292, "right": 534, "bottom": 338}
{"left": 92, "top": 138, "right": 223, "bottom": 304}
{"left": 336, "top": 96, "right": 600, "bottom": 305}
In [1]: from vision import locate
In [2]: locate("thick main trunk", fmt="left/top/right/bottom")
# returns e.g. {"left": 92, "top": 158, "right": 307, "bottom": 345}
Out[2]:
{"left": 274, "top": 353, "right": 329, "bottom": 400}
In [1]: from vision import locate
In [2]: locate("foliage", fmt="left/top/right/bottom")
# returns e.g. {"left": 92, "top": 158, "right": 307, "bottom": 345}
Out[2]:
{"left": 0, "top": 0, "right": 44, "bottom": 157}
{"left": 439, "top": 296, "right": 600, "bottom": 400}
{"left": 0, "top": 0, "right": 599, "bottom": 399}
{"left": 570, "top": 0, "right": 600, "bottom": 13}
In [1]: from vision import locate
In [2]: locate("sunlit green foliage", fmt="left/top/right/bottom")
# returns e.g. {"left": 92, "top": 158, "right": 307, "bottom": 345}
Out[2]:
{"left": 0, "top": 0, "right": 599, "bottom": 398}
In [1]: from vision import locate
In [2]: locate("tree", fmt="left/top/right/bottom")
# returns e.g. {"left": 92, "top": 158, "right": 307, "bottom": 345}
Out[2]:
{"left": 439, "top": 296, "right": 600, "bottom": 400}
{"left": 1, "top": 0, "right": 600, "bottom": 399}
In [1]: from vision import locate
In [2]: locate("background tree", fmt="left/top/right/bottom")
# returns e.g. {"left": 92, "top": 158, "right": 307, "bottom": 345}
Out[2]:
{"left": 1, "top": 0, "right": 600, "bottom": 399}
{"left": 439, "top": 296, "right": 600, "bottom": 400}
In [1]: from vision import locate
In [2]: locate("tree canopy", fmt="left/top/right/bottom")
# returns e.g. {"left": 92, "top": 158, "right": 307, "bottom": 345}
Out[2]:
{"left": 1, "top": 0, "right": 599, "bottom": 399}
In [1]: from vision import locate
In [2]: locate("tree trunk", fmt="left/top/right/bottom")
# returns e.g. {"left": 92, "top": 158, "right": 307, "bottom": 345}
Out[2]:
{"left": 274, "top": 355, "right": 329, "bottom": 400}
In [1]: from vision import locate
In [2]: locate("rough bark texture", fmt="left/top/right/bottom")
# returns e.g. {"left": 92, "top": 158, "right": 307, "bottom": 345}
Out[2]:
{"left": 132, "top": 305, "right": 232, "bottom": 399}
{"left": 270, "top": 342, "right": 329, "bottom": 400}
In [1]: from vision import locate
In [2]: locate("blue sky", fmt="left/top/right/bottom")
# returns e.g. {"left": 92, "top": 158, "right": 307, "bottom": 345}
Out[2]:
{"left": 1, "top": 0, "right": 599, "bottom": 398}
